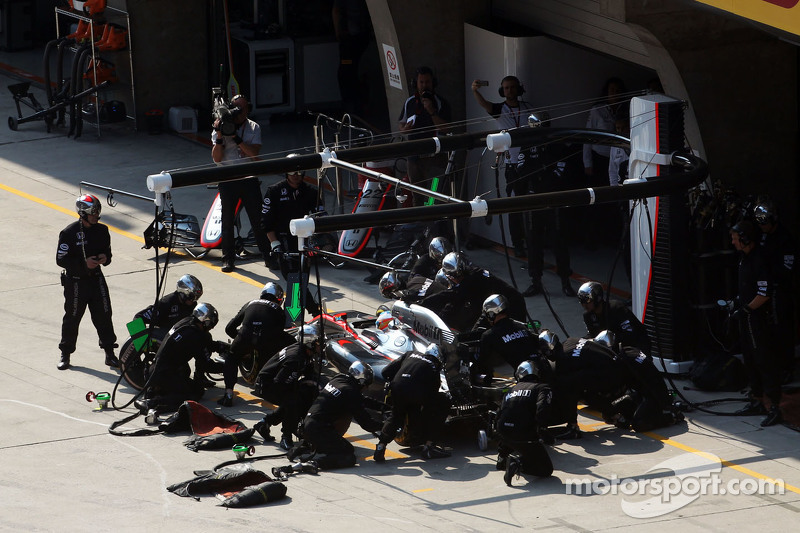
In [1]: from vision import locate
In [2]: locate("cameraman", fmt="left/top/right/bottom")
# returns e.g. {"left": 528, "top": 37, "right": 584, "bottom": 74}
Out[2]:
{"left": 211, "top": 94, "right": 271, "bottom": 273}
{"left": 397, "top": 66, "right": 451, "bottom": 205}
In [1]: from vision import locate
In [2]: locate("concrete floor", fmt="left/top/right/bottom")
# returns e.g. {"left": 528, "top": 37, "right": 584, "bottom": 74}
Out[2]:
{"left": 1, "top": 47, "right": 799, "bottom": 532}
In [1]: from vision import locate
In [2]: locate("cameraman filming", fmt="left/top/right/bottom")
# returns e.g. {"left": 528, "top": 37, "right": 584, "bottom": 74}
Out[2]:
{"left": 397, "top": 66, "right": 451, "bottom": 205}
{"left": 211, "top": 93, "right": 271, "bottom": 272}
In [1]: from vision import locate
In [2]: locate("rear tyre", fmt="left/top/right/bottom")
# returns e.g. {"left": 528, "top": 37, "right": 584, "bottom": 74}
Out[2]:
{"left": 118, "top": 329, "right": 165, "bottom": 391}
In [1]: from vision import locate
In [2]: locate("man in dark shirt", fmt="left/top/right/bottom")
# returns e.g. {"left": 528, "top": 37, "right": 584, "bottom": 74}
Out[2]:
{"left": 397, "top": 66, "right": 452, "bottom": 205}
{"left": 261, "top": 162, "right": 323, "bottom": 316}
{"left": 296, "top": 361, "right": 383, "bottom": 470}
{"left": 755, "top": 201, "right": 797, "bottom": 382}
{"left": 373, "top": 343, "right": 451, "bottom": 461}
{"left": 253, "top": 328, "right": 320, "bottom": 450}
{"left": 56, "top": 194, "right": 118, "bottom": 371}
{"left": 578, "top": 281, "right": 651, "bottom": 355}
{"left": 134, "top": 274, "right": 203, "bottom": 329}
{"left": 140, "top": 303, "right": 225, "bottom": 412}
{"left": 495, "top": 361, "right": 555, "bottom": 485}
{"left": 474, "top": 294, "right": 552, "bottom": 385}
{"left": 730, "top": 220, "right": 782, "bottom": 426}
{"left": 218, "top": 282, "right": 296, "bottom": 407}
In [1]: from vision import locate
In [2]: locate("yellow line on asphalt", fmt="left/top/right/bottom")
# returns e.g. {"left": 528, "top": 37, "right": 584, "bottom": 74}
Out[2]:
{"left": 577, "top": 405, "right": 800, "bottom": 494}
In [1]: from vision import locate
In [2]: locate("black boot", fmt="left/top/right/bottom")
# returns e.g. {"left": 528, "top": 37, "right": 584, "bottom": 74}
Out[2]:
{"left": 57, "top": 353, "right": 70, "bottom": 370}
{"left": 104, "top": 350, "right": 119, "bottom": 368}
{"left": 761, "top": 406, "right": 783, "bottom": 427}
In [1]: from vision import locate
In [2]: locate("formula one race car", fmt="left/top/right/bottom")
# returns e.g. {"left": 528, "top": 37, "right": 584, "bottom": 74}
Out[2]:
{"left": 310, "top": 301, "right": 513, "bottom": 449}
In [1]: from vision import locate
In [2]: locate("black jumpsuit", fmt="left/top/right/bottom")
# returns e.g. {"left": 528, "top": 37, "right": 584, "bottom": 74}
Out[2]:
{"left": 377, "top": 351, "right": 451, "bottom": 447}
{"left": 583, "top": 300, "right": 652, "bottom": 355}
{"left": 144, "top": 317, "right": 222, "bottom": 409}
{"left": 476, "top": 317, "right": 553, "bottom": 384}
{"left": 261, "top": 179, "right": 323, "bottom": 316}
{"left": 759, "top": 224, "right": 797, "bottom": 377}
{"left": 737, "top": 246, "right": 780, "bottom": 406}
{"left": 301, "top": 373, "right": 383, "bottom": 469}
{"left": 223, "top": 298, "right": 295, "bottom": 390}
{"left": 254, "top": 343, "right": 318, "bottom": 440}
{"left": 611, "top": 346, "right": 675, "bottom": 432}
{"left": 552, "top": 337, "right": 626, "bottom": 425}
{"left": 134, "top": 291, "right": 194, "bottom": 329}
{"left": 56, "top": 219, "right": 116, "bottom": 356}
{"left": 495, "top": 380, "right": 555, "bottom": 477}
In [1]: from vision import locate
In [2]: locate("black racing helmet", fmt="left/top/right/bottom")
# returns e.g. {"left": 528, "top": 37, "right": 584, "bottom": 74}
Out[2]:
{"left": 76, "top": 194, "right": 101, "bottom": 218}
{"left": 441, "top": 252, "right": 466, "bottom": 282}
{"left": 428, "top": 237, "right": 453, "bottom": 264}
{"left": 730, "top": 220, "right": 758, "bottom": 246}
{"left": 577, "top": 281, "right": 604, "bottom": 305}
{"left": 538, "top": 329, "right": 561, "bottom": 361}
{"left": 482, "top": 294, "right": 508, "bottom": 322}
{"left": 176, "top": 274, "right": 203, "bottom": 303}
{"left": 260, "top": 281, "right": 285, "bottom": 304}
{"left": 434, "top": 268, "right": 452, "bottom": 289}
{"left": 348, "top": 361, "right": 374, "bottom": 387}
{"left": 192, "top": 302, "right": 219, "bottom": 330}
{"left": 515, "top": 360, "right": 539, "bottom": 382}
{"left": 753, "top": 202, "right": 777, "bottom": 226}
{"left": 593, "top": 330, "right": 616, "bottom": 350}
{"left": 424, "top": 342, "right": 446, "bottom": 366}
{"left": 379, "top": 271, "right": 403, "bottom": 299}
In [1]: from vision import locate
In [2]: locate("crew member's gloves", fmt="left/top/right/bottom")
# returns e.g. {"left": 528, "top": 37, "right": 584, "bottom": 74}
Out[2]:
{"left": 732, "top": 304, "right": 752, "bottom": 321}
{"left": 271, "top": 240, "right": 285, "bottom": 255}
{"left": 214, "top": 340, "right": 230, "bottom": 354}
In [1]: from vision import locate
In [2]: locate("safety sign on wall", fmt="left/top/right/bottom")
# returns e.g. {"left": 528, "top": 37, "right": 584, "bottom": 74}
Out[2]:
{"left": 382, "top": 44, "right": 403, "bottom": 90}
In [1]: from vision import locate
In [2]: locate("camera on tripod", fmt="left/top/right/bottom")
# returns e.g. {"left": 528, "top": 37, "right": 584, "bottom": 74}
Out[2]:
{"left": 212, "top": 87, "right": 242, "bottom": 137}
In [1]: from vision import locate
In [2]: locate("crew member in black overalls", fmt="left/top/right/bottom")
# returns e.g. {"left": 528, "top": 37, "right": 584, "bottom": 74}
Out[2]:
{"left": 578, "top": 281, "right": 652, "bottom": 355}
{"left": 373, "top": 343, "right": 452, "bottom": 461}
{"left": 730, "top": 220, "right": 782, "bottom": 426}
{"left": 474, "top": 294, "right": 552, "bottom": 385}
{"left": 140, "top": 303, "right": 226, "bottom": 412}
{"left": 56, "top": 194, "right": 118, "bottom": 371}
{"left": 134, "top": 274, "right": 203, "bottom": 329}
{"left": 253, "top": 326, "right": 320, "bottom": 450}
{"left": 261, "top": 159, "right": 323, "bottom": 316}
{"left": 297, "top": 361, "right": 383, "bottom": 470}
{"left": 218, "top": 282, "right": 296, "bottom": 407}
{"left": 754, "top": 201, "right": 798, "bottom": 382}
{"left": 538, "top": 330, "right": 627, "bottom": 439}
{"left": 495, "top": 361, "right": 556, "bottom": 486}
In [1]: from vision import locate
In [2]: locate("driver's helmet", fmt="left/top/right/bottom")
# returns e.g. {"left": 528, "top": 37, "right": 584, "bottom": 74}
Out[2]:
{"left": 375, "top": 311, "right": 398, "bottom": 331}
{"left": 175, "top": 274, "right": 203, "bottom": 303}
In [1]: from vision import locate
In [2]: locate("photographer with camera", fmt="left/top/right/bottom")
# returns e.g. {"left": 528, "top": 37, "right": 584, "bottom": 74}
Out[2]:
{"left": 211, "top": 92, "right": 271, "bottom": 272}
{"left": 398, "top": 66, "right": 451, "bottom": 205}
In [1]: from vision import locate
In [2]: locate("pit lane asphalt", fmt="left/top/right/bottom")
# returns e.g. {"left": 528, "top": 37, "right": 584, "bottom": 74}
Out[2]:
{"left": 1, "top": 84, "right": 799, "bottom": 532}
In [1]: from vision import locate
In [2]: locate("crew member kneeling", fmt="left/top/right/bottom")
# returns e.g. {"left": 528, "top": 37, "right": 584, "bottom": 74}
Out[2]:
{"left": 496, "top": 361, "right": 556, "bottom": 486}
{"left": 140, "top": 303, "right": 225, "bottom": 412}
{"left": 295, "top": 362, "right": 383, "bottom": 470}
